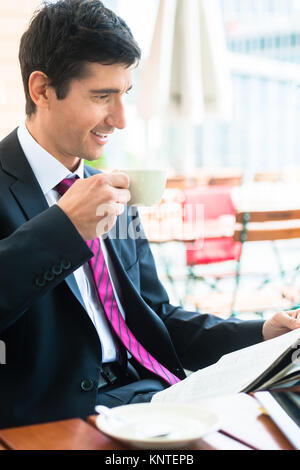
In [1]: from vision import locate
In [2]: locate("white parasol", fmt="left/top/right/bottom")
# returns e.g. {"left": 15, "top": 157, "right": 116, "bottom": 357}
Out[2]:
{"left": 136, "top": 0, "right": 232, "bottom": 171}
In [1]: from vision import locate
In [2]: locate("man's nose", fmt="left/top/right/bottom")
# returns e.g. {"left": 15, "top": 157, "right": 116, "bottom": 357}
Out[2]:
{"left": 105, "top": 98, "right": 127, "bottom": 130}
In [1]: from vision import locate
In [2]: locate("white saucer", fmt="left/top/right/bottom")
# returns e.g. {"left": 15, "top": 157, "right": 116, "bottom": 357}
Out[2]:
{"left": 95, "top": 402, "right": 220, "bottom": 449}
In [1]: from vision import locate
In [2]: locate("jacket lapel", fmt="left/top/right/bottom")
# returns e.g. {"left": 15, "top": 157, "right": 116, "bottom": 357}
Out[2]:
{"left": 0, "top": 135, "right": 136, "bottom": 329}
{"left": 102, "top": 233, "right": 183, "bottom": 371}
{"left": 0, "top": 129, "right": 49, "bottom": 219}
{"left": 0, "top": 129, "right": 87, "bottom": 310}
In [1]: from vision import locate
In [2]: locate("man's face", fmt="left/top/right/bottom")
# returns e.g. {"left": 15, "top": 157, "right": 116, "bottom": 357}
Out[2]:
{"left": 41, "top": 62, "right": 132, "bottom": 167}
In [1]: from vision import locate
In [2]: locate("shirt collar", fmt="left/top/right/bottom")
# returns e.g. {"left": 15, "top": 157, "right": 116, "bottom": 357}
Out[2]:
{"left": 17, "top": 121, "right": 84, "bottom": 195}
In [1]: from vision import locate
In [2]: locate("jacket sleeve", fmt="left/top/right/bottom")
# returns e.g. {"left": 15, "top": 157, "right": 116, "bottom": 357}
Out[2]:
{"left": 134, "top": 215, "right": 264, "bottom": 371}
{"left": 0, "top": 204, "right": 92, "bottom": 333}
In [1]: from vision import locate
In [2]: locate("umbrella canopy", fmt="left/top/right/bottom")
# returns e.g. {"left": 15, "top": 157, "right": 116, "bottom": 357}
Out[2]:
{"left": 137, "top": 0, "right": 232, "bottom": 125}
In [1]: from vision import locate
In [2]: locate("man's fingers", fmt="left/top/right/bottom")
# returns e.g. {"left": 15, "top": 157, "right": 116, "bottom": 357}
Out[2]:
{"left": 96, "top": 202, "right": 125, "bottom": 217}
{"left": 115, "top": 188, "right": 131, "bottom": 204}
{"left": 263, "top": 309, "right": 300, "bottom": 340}
{"left": 88, "top": 172, "right": 130, "bottom": 194}
{"left": 115, "top": 202, "right": 125, "bottom": 216}
{"left": 282, "top": 311, "right": 300, "bottom": 329}
{"left": 292, "top": 308, "right": 300, "bottom": 319}
{"left": 95, "top": 202, "right": 125, "bottom": 236}
{"left": 285, "top": 308, "right": 300, "bottom": 320}
{"left": 106, "top": 171, "right": 130, "bottom": 189}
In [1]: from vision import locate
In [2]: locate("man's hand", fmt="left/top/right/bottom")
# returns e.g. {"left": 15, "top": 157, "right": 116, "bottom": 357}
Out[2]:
{"left": 57, "top": 172, "right": 130, "bottom": 240}
{"left": 262, "top": 308, "right": 300, "bottom": 341}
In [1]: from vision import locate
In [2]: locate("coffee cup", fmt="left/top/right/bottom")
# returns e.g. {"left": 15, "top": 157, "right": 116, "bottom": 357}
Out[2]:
{"left": 123, "top": 169, "right": 167, "bottom": 206}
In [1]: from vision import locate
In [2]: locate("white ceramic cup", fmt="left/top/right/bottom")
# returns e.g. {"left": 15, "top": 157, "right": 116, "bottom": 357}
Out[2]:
{"left": 123, "top": 169, "right": 167, "bottom": 206}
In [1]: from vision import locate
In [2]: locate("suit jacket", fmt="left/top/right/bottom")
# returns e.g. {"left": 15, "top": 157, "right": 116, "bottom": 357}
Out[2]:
{"left": 0, "top": 129, "right": 264, "bottom": 428}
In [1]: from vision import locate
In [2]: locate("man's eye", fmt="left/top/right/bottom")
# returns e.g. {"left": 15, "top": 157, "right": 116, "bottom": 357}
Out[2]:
{"left": 98, "top": 95, "right": 109, "bottom": 100}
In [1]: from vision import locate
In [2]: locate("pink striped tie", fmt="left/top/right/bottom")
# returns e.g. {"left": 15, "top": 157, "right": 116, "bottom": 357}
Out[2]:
{"left": 55, "top": 177, "right": 180, "bottom": 386}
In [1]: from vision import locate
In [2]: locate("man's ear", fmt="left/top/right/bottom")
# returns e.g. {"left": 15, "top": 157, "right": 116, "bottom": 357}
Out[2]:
{"left": 28, "top": 71, "right": 52, "bottom": 110}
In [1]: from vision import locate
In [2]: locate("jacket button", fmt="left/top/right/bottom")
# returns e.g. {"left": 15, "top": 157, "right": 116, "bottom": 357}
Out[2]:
{"left": 35, "top": 276, "right": 46, "bottom": 287}
{"left": 52, "top": 264, "right": 63, "bottom": 276}
{"left": 80, "top": 379, "right": 94, "bottom": 392}
{"left": 44, "top": 271, "right": 55, "bottom": 282}
{"left": 61, "top": 259, "right": 72, "bottom": 270}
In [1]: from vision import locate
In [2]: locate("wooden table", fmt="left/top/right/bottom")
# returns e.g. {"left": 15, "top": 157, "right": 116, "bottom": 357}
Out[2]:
{"left": 0, "top": 393, "right": 295, "bottom": 451}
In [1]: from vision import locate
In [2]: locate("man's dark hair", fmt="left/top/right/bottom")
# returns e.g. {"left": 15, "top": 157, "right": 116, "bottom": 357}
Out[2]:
{"left": 19, "top": 0, "right": 141, "bottom": 116}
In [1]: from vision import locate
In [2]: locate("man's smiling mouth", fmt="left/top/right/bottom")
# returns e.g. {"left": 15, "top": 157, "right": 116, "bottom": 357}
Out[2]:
{"left": 90, "top": 130, "right": 110, "bottom": 145}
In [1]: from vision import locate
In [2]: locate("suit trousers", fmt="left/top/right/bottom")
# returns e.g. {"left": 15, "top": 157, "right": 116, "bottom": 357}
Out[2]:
{"left": 96, "top": 378, "right": 166, "bottom": 408}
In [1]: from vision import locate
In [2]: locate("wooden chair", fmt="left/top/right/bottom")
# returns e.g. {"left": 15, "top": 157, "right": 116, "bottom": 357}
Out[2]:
{"left": 231, "top": 209, "right": 300, "bottom": 315}
{"left": 195, "top": 168, "right": 243, "bottom": 188}
{"left": 183, "top": 186, "right": 241, "bottom": 283}
{"left": 208, "top": 175, "right": 243, "bottom": 187}
{"left": 254, "top": 172, "right": 280, "bottom": 183}
{"left": 234, "top": 209, "right": 300, "bottom": 242}
{"left": 166, "top": 175, "right": 197, "bottom": 190}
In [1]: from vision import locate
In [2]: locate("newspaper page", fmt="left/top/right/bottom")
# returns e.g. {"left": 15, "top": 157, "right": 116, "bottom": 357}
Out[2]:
{"left": 152, "top": 329, "right": 300, "bottom": 404}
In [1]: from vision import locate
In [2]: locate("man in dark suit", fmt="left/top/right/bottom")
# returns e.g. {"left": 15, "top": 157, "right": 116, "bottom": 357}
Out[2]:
{"left": 0, "top": 0, "right": 299, "bottom": 429}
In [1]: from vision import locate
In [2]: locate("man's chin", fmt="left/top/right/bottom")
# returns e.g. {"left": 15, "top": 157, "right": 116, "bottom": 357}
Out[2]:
{"left": 84, "top": 153, "right": 105, "bottom": 163}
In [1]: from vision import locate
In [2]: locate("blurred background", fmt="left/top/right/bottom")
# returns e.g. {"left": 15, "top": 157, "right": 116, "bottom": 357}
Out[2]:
{"left": 2, "top": 0, "right": 300, "bottom": 318}
{"left": 2, "top": 0, "right": 300, "bottom": 175}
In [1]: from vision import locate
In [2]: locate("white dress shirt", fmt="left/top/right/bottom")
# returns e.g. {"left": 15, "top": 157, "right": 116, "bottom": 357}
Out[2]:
{"left": 17, "top": 122, "right": 121, "bottom": 363}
